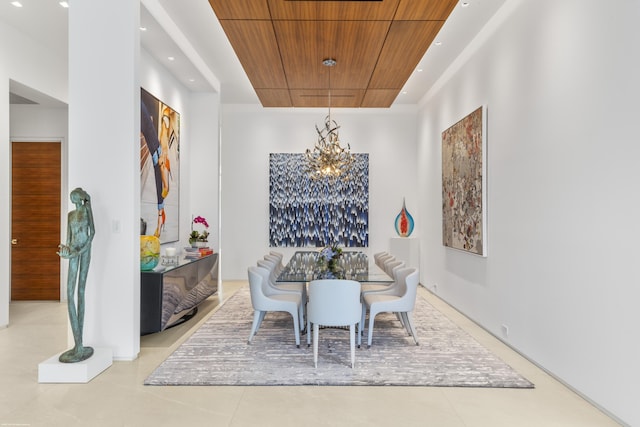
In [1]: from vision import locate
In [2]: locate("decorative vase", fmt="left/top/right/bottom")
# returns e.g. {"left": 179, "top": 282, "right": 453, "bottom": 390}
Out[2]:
{"left": 192, "top": 241, "right": 207, "bottom": 248}
{"left": 394, "top": 198, "right": 415, "bottom": 237}
{"left": 327, "top": 258, "right": 344, "bottom": 279}
{"left": 317, "top": 248, "right": 345, "bottom": 279}
{"left": 140, "top": 235, "right": 161, "bottom": 271}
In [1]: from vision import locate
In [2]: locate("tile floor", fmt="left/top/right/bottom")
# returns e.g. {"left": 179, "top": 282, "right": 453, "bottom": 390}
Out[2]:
{"left": 0, "top": 281, "right": 620, "bottom": 427}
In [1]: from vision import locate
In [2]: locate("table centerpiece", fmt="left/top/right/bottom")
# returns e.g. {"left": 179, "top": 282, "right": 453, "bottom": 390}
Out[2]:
{"left": 317, "top": 245, "right": 344, "bottom": 279}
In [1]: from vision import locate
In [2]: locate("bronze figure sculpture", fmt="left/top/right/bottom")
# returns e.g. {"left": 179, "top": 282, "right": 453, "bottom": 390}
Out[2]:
{"left": 57, "top": 187, "right": 95, "bottom": 363}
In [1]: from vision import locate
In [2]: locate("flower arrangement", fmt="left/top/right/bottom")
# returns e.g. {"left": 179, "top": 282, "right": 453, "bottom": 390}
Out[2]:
{"left": 189, "top": 215, "right": 209, "bottom": 244}
{"left": 317, "top": 245, "right": 344, "bottom": 279}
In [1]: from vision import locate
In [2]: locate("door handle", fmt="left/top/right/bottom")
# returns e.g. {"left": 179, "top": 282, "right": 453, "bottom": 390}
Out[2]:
{"left": 11, "top": 239, "right": 17, "bottom": 245}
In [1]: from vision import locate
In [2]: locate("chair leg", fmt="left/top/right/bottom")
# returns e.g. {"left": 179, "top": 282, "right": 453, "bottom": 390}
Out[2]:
{"left": 349, "top": 324, "right": 356, "bottom": 368}
{"left": 306, "top": 316, "right": 311, "bottom": 347}
{"left": 313, "top": 324, "right": 319, "bottom": 368}
{"left": 248, "top": 310, "right": 264, "bottom": 344}
{"left": 290, "top": 308, "right": 301, "bottom": 348}
{"left": 257, "top": 311, "right": 266, "bottom": 331}
{"left": 359, "top": 304, "right": 366, "bottom": 348}
{"left": 298, "top": 302, "right": 305, "bottom": 333}
{"left": 396, "top": 312, "right": 405, "bottom": 328}
{"left": 367, "top": 309, "right": 377, "bottom": 348}
{"left": 400, "top": 311, "right": 419, "bottom": 345}
{"left": 302, "top": 285, "right": 308, "bottom": 307}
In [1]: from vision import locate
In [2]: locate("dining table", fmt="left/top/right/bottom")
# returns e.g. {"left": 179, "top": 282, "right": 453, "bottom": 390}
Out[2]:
{"left": 276, "top": 250, "right": 393, "bottom": 284}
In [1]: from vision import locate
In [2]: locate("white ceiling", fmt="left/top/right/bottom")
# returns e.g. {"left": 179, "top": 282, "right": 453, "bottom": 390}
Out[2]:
{"left": 1, "top": 0, "right": 507, "bottom": 107}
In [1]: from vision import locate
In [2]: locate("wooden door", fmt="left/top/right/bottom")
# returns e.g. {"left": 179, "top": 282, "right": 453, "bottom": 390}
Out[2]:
{"left": 11, "top": 141, "right": 61, "bottom": 300}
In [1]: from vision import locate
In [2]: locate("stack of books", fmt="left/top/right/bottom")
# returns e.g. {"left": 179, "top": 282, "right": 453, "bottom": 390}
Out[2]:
{"left": 199, "top": 247, "right": 214, "bottom": 256}
{"left": 184, "top": 247, "right": 214, "bottom": 259}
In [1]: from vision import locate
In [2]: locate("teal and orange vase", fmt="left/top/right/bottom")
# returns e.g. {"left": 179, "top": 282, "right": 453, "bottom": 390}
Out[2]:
{"left": 394, "top": 198, "right": 414, "bottom": 237}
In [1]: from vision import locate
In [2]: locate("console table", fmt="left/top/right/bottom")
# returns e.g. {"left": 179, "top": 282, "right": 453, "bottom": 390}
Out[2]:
{"left": 140, "top": 253, "right": 218, "bottom": 335}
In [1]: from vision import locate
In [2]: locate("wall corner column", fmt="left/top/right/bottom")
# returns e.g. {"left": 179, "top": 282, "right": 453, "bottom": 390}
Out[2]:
{"left": 68, "top": 0, "right": 140, "bottom": 359}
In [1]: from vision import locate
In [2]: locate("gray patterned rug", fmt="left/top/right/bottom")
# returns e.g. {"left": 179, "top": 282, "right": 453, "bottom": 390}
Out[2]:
{"left": 145, "top": 287, "right": 533, "bottom": 388}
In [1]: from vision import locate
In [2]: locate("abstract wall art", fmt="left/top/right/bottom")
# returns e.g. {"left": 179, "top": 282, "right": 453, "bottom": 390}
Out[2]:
{"left": 269, "top": 153, "right": 369, "bottom": 247}
{"left": 442, "top": 106, "right": 487, "bottom": 256}
{"left": 140, "top": 88, "right": 180, "bottom": 243}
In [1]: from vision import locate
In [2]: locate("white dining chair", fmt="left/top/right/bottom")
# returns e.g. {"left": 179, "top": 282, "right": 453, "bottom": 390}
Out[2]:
{"left": 268, "top": 251, "right": 287, "bottom": 267}
{"left": 360, "top": 268, "right": 420, "bottom": 348}
{"left": 360, "top": 260, "right": 405, "bottom": 294}
{"left": 247, "top": 266, "right": 302, "bottom": 348}
{"left": 264, "top": 253, "right": 284, "bottom": 276}
{"left": 382, "top": 257, "right": 401, "bottom": 275}
{"left": 269, "top": 250, "right": 285, "bottom": 260}
{"left": 306, "top": 279, "right": 362, "bottom": 368}
{"left": 373, "top": 251, "right": 389, "bottom": 265}
{"left": 257, "top": 258, "right": 307, "bottom": 307}
{"left": 257, "top": 259, "right": 305, "bottom": 295}
{"left": 375, "top": 253, "right": 394, "bottom": 269}
{"left": 265, "top": 253, "right": 305, "bottom": 293}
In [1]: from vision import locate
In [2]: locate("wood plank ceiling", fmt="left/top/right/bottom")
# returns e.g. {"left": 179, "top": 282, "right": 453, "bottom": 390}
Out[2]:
{"left": 208, "top": 0, "right": 458, "bottom": 108}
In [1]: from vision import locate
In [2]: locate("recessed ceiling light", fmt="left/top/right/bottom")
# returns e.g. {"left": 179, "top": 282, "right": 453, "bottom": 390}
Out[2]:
{"left": 59, "top": 1, "right": 69, "bottom": 8}
{"left": 402, "top": 91, "right": 408, "bottom": 95}
{"left": 417, "top": 68, "right": 423, "bottom": 73}
{"left": 461, "top": 2, "right": 470, "bottom": 7}
{"left": 189, "top": 78, "right": 195, "bottom": 82}
{"left": 167, "top": 56, "right": 175, "bottom": 61}
{"left": 139, "top": 26, "right": 147, "bottom": 32}
{"left": 11, "top": 1, "right": 22, "bottom": 7}
{"left": 435, "top": 41, "right": 443, "bottom": 46}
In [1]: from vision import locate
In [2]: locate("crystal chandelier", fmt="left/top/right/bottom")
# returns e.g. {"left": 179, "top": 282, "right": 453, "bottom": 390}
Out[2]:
{"left": 305, "top": 59, "right": 355, "bottom": 181}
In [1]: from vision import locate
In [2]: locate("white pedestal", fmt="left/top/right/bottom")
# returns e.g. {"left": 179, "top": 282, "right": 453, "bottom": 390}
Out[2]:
{"left": 38, "top": 347, "right": 113, "bottom": 383}
{"left": 390, "top": 237, "right": 420, "bottom": 270}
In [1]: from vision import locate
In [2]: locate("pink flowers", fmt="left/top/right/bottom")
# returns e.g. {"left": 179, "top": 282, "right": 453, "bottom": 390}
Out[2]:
{"left": 190, "top": 216, "right": 210, "bottom": 243}
{"left": 193, "top": 216, "right": 209, "bottom": 228}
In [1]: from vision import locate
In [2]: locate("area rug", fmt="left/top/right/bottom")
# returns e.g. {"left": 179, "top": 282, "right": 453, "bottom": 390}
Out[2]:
{"left": 145, "top": 287, "right": 533, "bottom": 388}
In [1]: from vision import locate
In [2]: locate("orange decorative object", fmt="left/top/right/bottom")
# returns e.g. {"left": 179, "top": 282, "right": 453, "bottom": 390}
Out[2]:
{"left": 394, "top": 198, "right": 414, "bottom": 237}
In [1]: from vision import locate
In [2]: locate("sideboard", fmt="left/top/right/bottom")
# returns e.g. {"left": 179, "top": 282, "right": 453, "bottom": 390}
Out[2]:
{"left": 140, "top": 253, "right": 218, "bottom": 335}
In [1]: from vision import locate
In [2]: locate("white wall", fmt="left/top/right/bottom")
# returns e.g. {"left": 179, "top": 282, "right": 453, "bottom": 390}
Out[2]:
{"left": 10, "top": 106, "right": 68, "bottom": 137}
{"left": 68, "top": 0, "right": 141, "bottom": 360}
{"left": 0, "top": 21, "right": 68, "bottom": 327}
{"left": 220, "top": 105, "right": 418, "bottom": 280}
{"left": 417, "top": 1, "right": 640, "bottom": 425}
{"left": 189, "top": 92, "right": 220, "bottom": 252}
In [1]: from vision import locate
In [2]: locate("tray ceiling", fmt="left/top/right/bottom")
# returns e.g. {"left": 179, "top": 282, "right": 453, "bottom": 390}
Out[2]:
{"left": 208, "top": 0, "right": 458, "bottom": 108}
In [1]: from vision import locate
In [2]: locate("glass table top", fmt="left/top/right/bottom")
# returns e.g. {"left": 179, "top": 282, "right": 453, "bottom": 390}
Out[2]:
{"left": 276, "top": 251, "right": 393, "bottom": 283}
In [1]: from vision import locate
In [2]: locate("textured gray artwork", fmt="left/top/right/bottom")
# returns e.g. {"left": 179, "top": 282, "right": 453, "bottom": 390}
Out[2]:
{"left": 442, "top": 106, "right": 486, "bottom": 256}
{"left": 145, "top": 287, "right": 533, "bottom": 388}
{"left": 269, "top": 153, "right": 369, "bottom": 247}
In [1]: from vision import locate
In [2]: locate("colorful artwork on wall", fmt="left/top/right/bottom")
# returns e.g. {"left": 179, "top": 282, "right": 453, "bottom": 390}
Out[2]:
{"left": 140, "top": 88, "right": 180, "bottom": 243}
{"left": 269, "top": 153, "right": 369, "bottom": 247}
{"left": 442, "top": 106, "right": 487, "bottom": 256}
